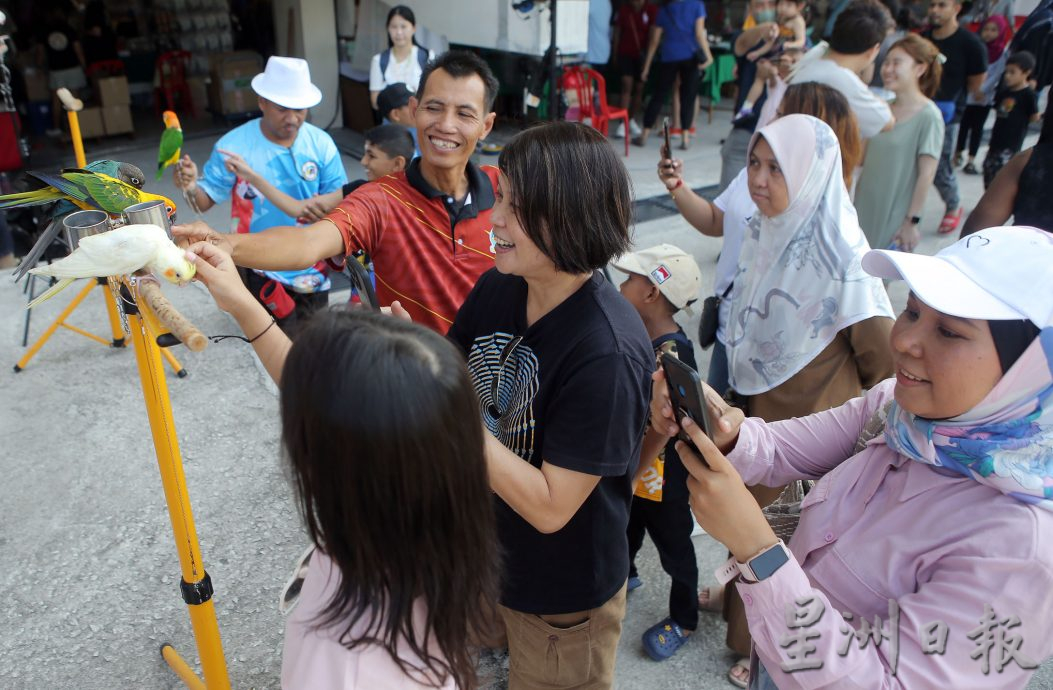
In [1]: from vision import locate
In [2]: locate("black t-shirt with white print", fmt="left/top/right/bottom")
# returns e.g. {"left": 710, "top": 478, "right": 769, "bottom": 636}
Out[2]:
{"left": 448, "top": 268, "right": 654, "bottom": 614}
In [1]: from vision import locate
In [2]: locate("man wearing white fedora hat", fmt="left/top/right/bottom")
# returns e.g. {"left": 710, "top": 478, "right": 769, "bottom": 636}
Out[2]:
{"left": 173, "top": 55, "right": 347, "bottom": 332}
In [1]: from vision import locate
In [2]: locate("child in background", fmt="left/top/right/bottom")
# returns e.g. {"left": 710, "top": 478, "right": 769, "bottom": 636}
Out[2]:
{"left": 983, "top": 51, "right": 1041, "bottom": 187}
{"left": 614, "top": 244, "right": 704, "bottom": 662}
{"left": 275, "top": 309, "right": 499, "bottom": 689}
{"left": 218, "top": 124, "right": 415, "bottom": 223}
{"left": 754, "top": 46, "right": 805, "bottom": 129}
{"left": 954, "top": 15, "right": 1011, "bottom": 174}
{"left": 735, "top": 0, "right": 808, "bottom": 121}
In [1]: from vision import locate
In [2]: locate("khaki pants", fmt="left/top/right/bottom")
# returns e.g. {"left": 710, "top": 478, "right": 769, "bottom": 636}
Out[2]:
{"left": 491, "top": 584, "right": 627, "bottom": 690}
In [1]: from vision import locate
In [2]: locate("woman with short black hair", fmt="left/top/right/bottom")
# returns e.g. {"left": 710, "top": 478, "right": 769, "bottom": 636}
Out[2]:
{"left": 448, "top": 121, "right": 654, "bottom": 689}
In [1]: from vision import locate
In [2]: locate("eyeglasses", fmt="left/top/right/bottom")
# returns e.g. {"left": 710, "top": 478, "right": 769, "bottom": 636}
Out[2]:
{"left": 487, "top": 336, "right": 523, "bottom": 420}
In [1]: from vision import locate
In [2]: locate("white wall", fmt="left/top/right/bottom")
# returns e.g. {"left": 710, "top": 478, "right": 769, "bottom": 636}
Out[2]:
{"left": 272, "top": 0, "right": 341, "bottom": 128}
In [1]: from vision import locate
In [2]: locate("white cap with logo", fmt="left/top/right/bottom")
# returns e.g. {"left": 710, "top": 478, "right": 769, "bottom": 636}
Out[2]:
{"left": 251, "top": 56, "right": 323, "bottom": 110}
{"left": 611, "top": 243, "right": 702, "bottom": 310}
{"left": 862, "top": 226, "right": 1053, "bottom": 328}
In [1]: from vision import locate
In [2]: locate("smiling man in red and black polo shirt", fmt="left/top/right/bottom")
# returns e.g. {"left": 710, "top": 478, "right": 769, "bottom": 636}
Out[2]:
{"left": 174, "top": 51, "right": 499, "bottom": 333}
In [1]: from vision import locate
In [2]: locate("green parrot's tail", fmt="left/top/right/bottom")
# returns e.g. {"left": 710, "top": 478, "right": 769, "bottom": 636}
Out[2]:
{"left": 156, "top": 163, "right": 165, "bottom": 182}
{"left": 0, "top": 189, "right": 64, "bottom": 210}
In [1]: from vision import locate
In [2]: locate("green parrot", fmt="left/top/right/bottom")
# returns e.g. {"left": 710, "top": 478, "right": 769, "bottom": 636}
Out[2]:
{"left": 157, "top": 110, "right": 184, "bottom": 182}
{"left": 0, "top": 169, "right": 175, "bottom": 217}
{"left": 51, "top": 160, "right": 147, "bottom": 218}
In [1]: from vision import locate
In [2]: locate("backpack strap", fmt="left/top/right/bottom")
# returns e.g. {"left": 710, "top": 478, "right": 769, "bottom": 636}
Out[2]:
{"left": 381, "top": 47, "right": 429, "bottom": 77}
{"left": 379, "top": 48, "right": 391, "bottom": 75}
{"left": 417, "top": 45, "right": 429, "bottom": 70}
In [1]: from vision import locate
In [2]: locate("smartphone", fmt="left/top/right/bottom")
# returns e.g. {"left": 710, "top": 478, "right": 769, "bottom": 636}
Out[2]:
{"left": 660, "top": 353, "right": 715, "bottom": 458}
{"left": 661, "top": 118, "right": 671, "bottom": 160}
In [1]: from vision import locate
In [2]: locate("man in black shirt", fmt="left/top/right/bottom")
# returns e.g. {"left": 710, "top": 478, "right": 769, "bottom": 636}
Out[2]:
{"left": 924, "top": 0, "right": 987, "bottom": 234}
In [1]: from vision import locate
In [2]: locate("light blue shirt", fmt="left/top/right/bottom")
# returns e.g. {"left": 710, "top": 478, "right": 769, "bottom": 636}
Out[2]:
{"left": 198, "top": 119, "right": 347, "bottom": 289}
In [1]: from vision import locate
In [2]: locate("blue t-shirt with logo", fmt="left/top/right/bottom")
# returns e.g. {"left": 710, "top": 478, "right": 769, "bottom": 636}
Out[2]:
{"left": 198, "top": 119, "right": 347, "bottom": 290}
{"left": 657, "top": 0, "right": 706, "bottom": 63}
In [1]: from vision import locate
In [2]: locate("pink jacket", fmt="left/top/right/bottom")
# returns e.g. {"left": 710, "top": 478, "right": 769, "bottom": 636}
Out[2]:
{"left": 729, "top": 379, "right": 1053, "bottom": 688}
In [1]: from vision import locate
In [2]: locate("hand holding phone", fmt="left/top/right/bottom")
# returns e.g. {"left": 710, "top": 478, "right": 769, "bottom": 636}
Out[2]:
{"left": 660, "top": 353, "right": 715, "bottom": 462}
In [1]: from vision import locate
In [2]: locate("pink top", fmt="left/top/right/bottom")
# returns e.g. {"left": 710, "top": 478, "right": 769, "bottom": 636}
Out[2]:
{"left": 282, "top": 550, "right": 455, "bottom": 689}
{"left": 730, "top": 379, "right": 1053, "bottom": 689}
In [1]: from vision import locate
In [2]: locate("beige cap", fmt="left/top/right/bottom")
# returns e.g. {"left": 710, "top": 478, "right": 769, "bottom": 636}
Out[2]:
{"left": 611, "top": 243, "right": 702, "bottom": 310}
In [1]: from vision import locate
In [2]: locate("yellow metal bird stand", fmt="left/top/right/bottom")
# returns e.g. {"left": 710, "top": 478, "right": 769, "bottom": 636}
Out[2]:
{"left": 24, "top": 96, "right": 229, "bottom": 688}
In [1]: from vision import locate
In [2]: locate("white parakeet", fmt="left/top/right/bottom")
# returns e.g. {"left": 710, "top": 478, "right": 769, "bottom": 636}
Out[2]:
{"left": 28, "top": 224, "right": 196, "bottom": 308}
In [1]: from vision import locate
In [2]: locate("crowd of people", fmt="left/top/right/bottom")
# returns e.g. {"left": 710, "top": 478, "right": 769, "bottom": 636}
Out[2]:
{"left": 8, "top": 0, "right": 1053, "bottom": 688}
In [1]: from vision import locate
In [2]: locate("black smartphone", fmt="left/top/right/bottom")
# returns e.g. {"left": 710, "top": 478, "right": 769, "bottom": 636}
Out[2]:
{"left": 661, "top": 117, "right": 671, "bottom": 160}
{"left": 660, "top": 353, "right": 715, "bottom": 459}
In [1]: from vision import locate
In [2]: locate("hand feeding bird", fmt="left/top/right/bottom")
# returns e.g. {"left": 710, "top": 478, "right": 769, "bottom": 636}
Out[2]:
{"left": 26, "top": 224, "right": 195, "bottom": 308}
{"left": 157, "top": 111, "right": 184, "bottom": 182}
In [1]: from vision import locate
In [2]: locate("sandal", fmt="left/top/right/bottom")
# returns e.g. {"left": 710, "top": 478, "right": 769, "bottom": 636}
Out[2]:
{"left": 697, "top": 584, "right": 724, "bottom": 612}
{"left": 963, "top": 162, "right": 979, "bottom": 175}
{"left": 937, "top": 207, "right": 962, "bottom": 234}
{"left": 641, "top": 618, "right": 691, "bottom": 661}
{"left": 727, "top": 656, "right": 751, "bottom": 688}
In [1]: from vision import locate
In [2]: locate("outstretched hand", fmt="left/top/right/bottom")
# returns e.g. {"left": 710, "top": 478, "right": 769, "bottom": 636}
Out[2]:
{"left": 172, "top": 221, "right": 233, "bottom": 254}
{"left": 678, "top": 416, "right": 778, "bottom": 562}
{"left": 184, "top": 242, "right": 253, "bottom": 315}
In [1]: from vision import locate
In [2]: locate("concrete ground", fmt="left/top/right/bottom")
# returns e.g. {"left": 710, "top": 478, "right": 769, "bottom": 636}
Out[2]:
{"left": 1, "top": 105, "right": 1050, "bottom": 689}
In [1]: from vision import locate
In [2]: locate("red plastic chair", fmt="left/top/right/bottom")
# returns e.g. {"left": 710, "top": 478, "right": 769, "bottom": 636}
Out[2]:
{"left": 560, "top": 65, "right": 630, "bottom": 157}
{"left": 155, "top": 51, "right": 195, "bottom": 117}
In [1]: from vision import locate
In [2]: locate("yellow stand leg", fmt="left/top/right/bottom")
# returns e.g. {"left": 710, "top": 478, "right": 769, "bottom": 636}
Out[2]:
{"left": 66, "top": 110, "right": 87, "bottom": 168}
{"left": 16, "top": 278, "right": 188, "bottom": 376}
{"left": 15, "top": 280, "right": 101, "bottom": 371}
{"left": 126, "top": 286, "right": 231, "bottom": 690}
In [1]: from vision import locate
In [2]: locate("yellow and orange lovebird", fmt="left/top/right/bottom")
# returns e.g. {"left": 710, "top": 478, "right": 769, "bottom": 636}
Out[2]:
{"left": 157, "top": 110, "right": 184, "bottom": 182}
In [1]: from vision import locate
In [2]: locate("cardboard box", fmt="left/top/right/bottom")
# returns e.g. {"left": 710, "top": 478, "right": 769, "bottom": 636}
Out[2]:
{"left": 102, "top": 104, "right": 133, "bottom": 135}
{"left": 22, "top": 67, "right": 50, "bottom": 102}
{"left": 76, "top": 107, "right": 105, "bottom": 139}
{"left": 208, "top": 51, "right": 262, "bottom": 116}
{"left": 209, "top": 80, "right": 259, "bottom": 115}
{"left": 94, "top": 76, "right": 131, "bottom": 106}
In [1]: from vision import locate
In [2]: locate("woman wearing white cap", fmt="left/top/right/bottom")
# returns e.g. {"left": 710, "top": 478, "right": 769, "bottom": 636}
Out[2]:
{"left": 651, "top": 226, "right": 1053, "bottom": 688}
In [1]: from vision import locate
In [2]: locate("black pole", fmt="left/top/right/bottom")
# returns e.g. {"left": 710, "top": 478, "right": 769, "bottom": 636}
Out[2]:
{"left": 548, "top": 0, "right": 559, "bottom": 121}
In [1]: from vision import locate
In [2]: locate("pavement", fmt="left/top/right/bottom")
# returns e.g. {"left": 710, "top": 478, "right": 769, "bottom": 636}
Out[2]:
{"left": 2, "top": 104, "right": 1051, "bottom": 690}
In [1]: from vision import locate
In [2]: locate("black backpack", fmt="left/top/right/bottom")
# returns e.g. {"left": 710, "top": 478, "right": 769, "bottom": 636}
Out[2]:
{"left": 379, "top": 46, "right": 430, "bottom": 75}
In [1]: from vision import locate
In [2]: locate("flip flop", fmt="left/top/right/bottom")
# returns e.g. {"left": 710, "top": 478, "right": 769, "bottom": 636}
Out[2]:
{"left": 697, "top": 584, "right": 724, "bottom": 612}
{"left": 727, "top": 656, "right": 751, "bottom": 688}
{"left": 938, "top": 208, "right": 962, "bottom": 234}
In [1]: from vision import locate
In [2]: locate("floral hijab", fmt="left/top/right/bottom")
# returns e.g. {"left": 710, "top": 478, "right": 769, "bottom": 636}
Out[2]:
{"left": 725, "top": 114, "right": 893, "bottom": 396}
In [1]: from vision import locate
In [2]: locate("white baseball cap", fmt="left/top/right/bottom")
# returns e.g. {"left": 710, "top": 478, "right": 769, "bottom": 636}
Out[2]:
{"left": 611, "top": 243, "right": 702, "bottom": 310}
{"left": 861, "top": 226, "right": 1053, "bottom": 328}
{"left": 251, "top": 56, "right": 323, "bottom": 110}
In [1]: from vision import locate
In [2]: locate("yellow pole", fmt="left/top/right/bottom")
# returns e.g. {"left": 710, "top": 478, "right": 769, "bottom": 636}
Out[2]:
{"left": 126, "top": 284, "right": 231, "bottom": 690}
{"left": 66, "top": 110, "right": 87, "bottom": 168}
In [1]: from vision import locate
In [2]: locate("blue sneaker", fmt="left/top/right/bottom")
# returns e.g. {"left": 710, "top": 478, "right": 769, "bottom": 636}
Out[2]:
{"left": 642, "top": 618, "right": 690, "bottom": 661}
{"left": 627, "top": 575, "right": 643, "bottom": 593}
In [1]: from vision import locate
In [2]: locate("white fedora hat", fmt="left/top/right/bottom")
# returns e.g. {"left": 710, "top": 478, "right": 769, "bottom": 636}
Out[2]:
{"left": 251, "top": 56, "right": 322, "bottom": 110}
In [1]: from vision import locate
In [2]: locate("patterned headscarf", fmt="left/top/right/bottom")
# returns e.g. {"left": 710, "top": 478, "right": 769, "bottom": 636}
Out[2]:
{"left": 885, "top": 329, "right": 1053, "bottom": 511}
{"left": 725, "top": 114, "right": 893, "bottom": 395}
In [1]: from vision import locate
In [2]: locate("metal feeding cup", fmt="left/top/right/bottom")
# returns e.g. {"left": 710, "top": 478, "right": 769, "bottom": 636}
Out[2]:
{"left": 123, "top": 200, "right": 171, "bottom": 238}
{"left": 62, "top": 210, "right": 110, "bottom": 250}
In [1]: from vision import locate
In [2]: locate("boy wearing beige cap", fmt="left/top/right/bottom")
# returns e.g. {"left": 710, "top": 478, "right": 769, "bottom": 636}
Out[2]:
{"left": 612, "top": 243, "right": 703, "bottom": 661}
